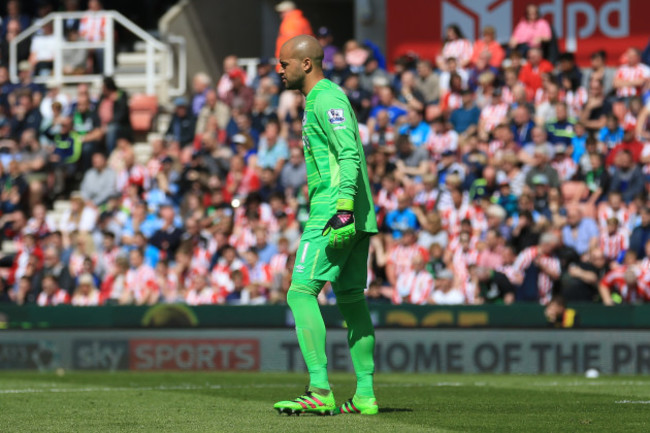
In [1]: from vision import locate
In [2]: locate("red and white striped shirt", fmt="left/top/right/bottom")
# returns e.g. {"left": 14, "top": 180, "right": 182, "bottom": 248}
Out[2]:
{"left": 513, "top": 246, "right": 561, "bottom": 305}
{"left": 376, "top": 187, "right": 403, "bottom": 212}
{"left": 565, "top": 87, "right": 588, "bottom": 118}
{"left": 598, "top": 205, "right": 630, "bottom": 234}
{"left": 37, "top": 289, "right": 70, "bottom": 306}
{"left": 600, "top": 266, "right": 642, "bottom": 303}
{"left": 440, "top": 203, "right": 485, "bottom": 241}
{"left": 269, "top": 253, "right": 288, "bottom": 275}
{"left": 552, "top": 157, "right": 578, "bottom": 182}
{"left": 615, "top": 64, "right": 650, "bottom": 97}
{"left": 394, "top": 270, "right": 434, "bottom": 305}
{"left": 413, "top": 188, "right": 438, "bottom": 212}
{"left": 79, "top": 13, "right": 106, "bottom": 42}
{"left": 427, "top": 131, "right": 459, "bottom": 160}
{"left": 125, "top": 264, "right": 158, "bottom": 304}
{"left": 69, "top": 252, "right": 97, "bottom": 278}
{"left": 185, "top": 287, "right": 220, "bottom": 305}
{"left": 480, "top": 103, "right": 509, "bottom": 133}
{"left": 442, "top": 39, "right": 473, "bottom": 65}
{"left": 210, "top": 258, "right": 250, "bottom": 295}
{"left": 388, "top": 244, "right": 429, "bottom": 277}
{"left": 599, "top": 230, "right": 628, "bottom": 261}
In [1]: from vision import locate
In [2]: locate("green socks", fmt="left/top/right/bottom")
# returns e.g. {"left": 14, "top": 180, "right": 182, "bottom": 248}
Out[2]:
{"left": 287, "top": 287, "right": 376, "bottom": 399}
{"left": 287, "top": 289, "right": 330, "bottom": 390}
{"left": 337, "top": 298, "right": 376, "bottom": 398}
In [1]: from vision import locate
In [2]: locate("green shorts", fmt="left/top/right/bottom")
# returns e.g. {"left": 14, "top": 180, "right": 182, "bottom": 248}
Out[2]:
{"left": 292, "top": 229, "right": 370, "bottom": 292}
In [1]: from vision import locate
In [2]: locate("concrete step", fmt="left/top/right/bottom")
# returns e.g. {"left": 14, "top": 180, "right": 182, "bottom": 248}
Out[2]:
{"left": 117, "top": 52, "right": 164, "bottom": 66}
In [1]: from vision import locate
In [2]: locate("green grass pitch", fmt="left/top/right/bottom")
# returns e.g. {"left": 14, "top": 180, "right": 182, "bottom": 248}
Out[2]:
{"left": 1, "top": 372, "right": 649, "bottom": 432}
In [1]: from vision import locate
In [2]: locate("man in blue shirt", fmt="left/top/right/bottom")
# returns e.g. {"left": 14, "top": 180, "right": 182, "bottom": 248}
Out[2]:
{"left": 450, "top": 89, "right": 480, "bottom": 134}
{"left": 561, "top": 206, "right": 599, "bottom": 255}
{"left": 369, "top": 86, "right": 407, "bottom": 125}
{"left": 385, "top": 194, "right": 418, "bottom": 238}
{"left": 398, "top": 107, "right": 431, "bottom": 147}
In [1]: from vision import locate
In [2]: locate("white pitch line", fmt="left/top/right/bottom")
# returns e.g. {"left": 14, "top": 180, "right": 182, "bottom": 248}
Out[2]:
{"left": 0, "top": 382, "right": 465, "bottom": 395}
{"left": 615, "top": 400, "right": 650, "bottom": 404}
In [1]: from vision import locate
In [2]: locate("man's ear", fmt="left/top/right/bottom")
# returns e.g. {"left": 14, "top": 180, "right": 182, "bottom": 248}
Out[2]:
{"left": 303, "top": 57, "right": 313, "bottom": 73}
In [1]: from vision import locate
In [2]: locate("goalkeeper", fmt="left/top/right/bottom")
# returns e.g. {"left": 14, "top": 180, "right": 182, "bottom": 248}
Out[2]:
{"left": 273, "top": 35, "right": 379, "bottom": 416}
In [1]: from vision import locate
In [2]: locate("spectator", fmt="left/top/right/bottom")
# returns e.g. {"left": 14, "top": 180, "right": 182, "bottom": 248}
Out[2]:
{"left": 11, "top": 92, "right": 42, "bottom": 140}
{"left": 256, "top": 120, "right": 288, "bottom": 172}
{"left": 326, "top": 52, "right": 351, "bottom": 87}
{"left": 29, "top": 22, "right": 58, "bottom": 76}
{"left": 437, "top": 24, "right": 472, "bottom": 70}
{"left": 470, "top": 26, "right": 505, "bottom": 68}
{"left": 614, "top": 47, "right": 650, "bottom": 100}
{"left": 398, "top": 107, "right": 431, "bottom": 148}
{"left": 385, "top": 195, "right": 419, "bottom": 239}
{"left": 471, "top": 266, "right": 515, "bottom": 305}
{"left": 561, "top": 248, "right": 607, "bottom": 303}
{"left": 166, "top": 97, "right": 196, "bottom": 149}
{"left": 71, "top": 273, "right": 101, "bottom": 306}
{"left": 79, "top": 0, "right": 106, "bottom": 73}
{"left": 274, "top": 1, "right": 313, "bottom": 63}
{"left": 217, "top": 55, "right": 238, "bottom": 100}
{"left": 33, "top": 246, "right": 74, "bottom": 296}
{"left": 316, "top": 27, "right": 337, "bottom": 70}
{"left": 97, "top": 77, "right": 132, "bottom": 153}
{"left": 123, "top": 248, "right": 157, "bottom": 305}
{"left": 561, "top": 206, "right": 599, "bottom": 255}
{"left": 518, "top": 48, "right": 554, "bottom": 100}
{"left": 609, "top": 150, "right": 644, "bottom": 203}
{"left": 415, "top": 60, "right": 440, "bottom": 105}
{"left": 191, "top": 72, "right": 211, "bottom": 116}
{"left": 512, "top": 232, "right": 561, "bottom": 304}
{"left": 393, "top": 253, "right": 433, "bottom": 305}
{"left": 359, "top": 56, "right": 390, "bottom": 94}
{"left": 584, "top": 50, "right": 615, "bottom": 96}
{"left": 430, "top": 268, "right": 464, "bottom": 305}
{"left": 629, "top": 207, "right": 650, "bottom": 259}
{"left": 2, "top": 1, "right": 30, "bottom": 39}
{"left": 509, "top": 3, "right": 552, "bottom": 56}
{"left": 0, "top": 19, "right": 29, "bottom": 67}
{"left": 36, "top": 274, "right": 70, "bottom": 306}
{"left": 225, "top": 68, "right": 254, "bottom": 114}
{"left": 80, "top": 152, "right": 117, "bottom": 207}
{"left": 450, "top": 89, "right": 480, "bottom": 135}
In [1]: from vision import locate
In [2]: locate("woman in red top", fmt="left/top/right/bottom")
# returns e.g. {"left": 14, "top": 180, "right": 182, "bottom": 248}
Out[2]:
{"left": 471, "top": 26, "right": 505, "bottom": 68}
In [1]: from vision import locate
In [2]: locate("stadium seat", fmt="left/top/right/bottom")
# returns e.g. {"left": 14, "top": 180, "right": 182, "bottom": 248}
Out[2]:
{"left": 129, "top": 94, "right": 159, "bottom": 133}
{"left": 561, "top": 181, "right": 588, "bottom": 203}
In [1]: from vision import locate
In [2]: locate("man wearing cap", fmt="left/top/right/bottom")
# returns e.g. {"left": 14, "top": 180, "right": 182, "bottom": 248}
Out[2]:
{"left": 316, "top": 27, "right": 336, "bottom": 70}
{"left": 274, "top": 1, "right": 313, "bottom": 64}
{"left": 224, "top": 68, "right": 254, "bottom": 114}
{"left": 165, "top": 97, "right": 196, "bottom": 148}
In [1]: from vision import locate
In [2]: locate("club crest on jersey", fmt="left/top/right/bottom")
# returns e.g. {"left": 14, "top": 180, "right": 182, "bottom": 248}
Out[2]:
{"left": 302, "top": 135, "right": 310, "bottom": 150}
{"left": 327, "top": 109, "right": 345, "bottom": 124}
{"left": 302, "top": 115, "right": 307, "bottom": 126}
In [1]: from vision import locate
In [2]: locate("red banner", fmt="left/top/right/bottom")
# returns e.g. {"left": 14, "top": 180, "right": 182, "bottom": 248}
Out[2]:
{"left": 129, "top": 339, "right": 260, "bottom": 371}
{"left": 386, "top": 0, "right": 649, "bottom": 67}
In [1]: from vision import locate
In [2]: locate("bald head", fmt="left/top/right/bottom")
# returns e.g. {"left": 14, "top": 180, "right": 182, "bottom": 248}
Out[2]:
{"left": 278, "top": 35, "right": 325, "bottom": 94}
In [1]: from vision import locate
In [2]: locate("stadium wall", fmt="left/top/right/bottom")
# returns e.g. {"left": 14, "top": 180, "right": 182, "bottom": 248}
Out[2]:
{"left": 3, "top": 304, "right": 650, "bottom": 329}
{"left": 2, "top": 329, "right": 650, "bottom": 374}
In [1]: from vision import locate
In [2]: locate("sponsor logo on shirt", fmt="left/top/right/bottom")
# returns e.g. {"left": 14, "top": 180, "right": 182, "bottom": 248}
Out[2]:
{"left": 295, "top": 265, "right": 305, "bottom": 273}
{"left": 327, "top": 109, "right": 345, "bottom": 124}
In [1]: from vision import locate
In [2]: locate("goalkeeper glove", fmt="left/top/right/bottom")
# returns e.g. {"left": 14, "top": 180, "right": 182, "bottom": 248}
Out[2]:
{"left": 322, "top": 199, "right": 355, "bottom": 249}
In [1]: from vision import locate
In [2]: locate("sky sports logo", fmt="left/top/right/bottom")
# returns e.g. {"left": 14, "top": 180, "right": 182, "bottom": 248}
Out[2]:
{"left": 442, "top": 0, "right": 629, "bottom": 51}
{"left": 130, "top": 339, "right": 260, "bottom": 371}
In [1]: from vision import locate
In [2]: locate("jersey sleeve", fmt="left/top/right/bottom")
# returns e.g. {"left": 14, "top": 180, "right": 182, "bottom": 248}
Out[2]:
{"left": 315, "top": 91, "right": 360, "bottom": 208}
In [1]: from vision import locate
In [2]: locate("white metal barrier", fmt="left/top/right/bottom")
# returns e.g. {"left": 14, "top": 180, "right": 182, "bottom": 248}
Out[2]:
{"left": 9, "top": 10, "right": 185, "bottom": 96}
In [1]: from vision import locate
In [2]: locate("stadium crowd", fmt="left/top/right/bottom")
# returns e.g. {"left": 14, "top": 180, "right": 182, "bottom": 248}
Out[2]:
{"left": 2, "top": 2, "right": 650, "bottom": 308}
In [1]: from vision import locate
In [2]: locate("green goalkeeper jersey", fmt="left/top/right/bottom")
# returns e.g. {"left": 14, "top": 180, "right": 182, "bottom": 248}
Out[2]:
{"left": 301, "top": 79, "right": 377, "bottom": 233}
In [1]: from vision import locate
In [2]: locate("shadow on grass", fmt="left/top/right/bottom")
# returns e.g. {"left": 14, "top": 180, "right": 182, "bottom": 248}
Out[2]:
{"left": 379, "top": 408, "right": 413, "bottom": 413}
